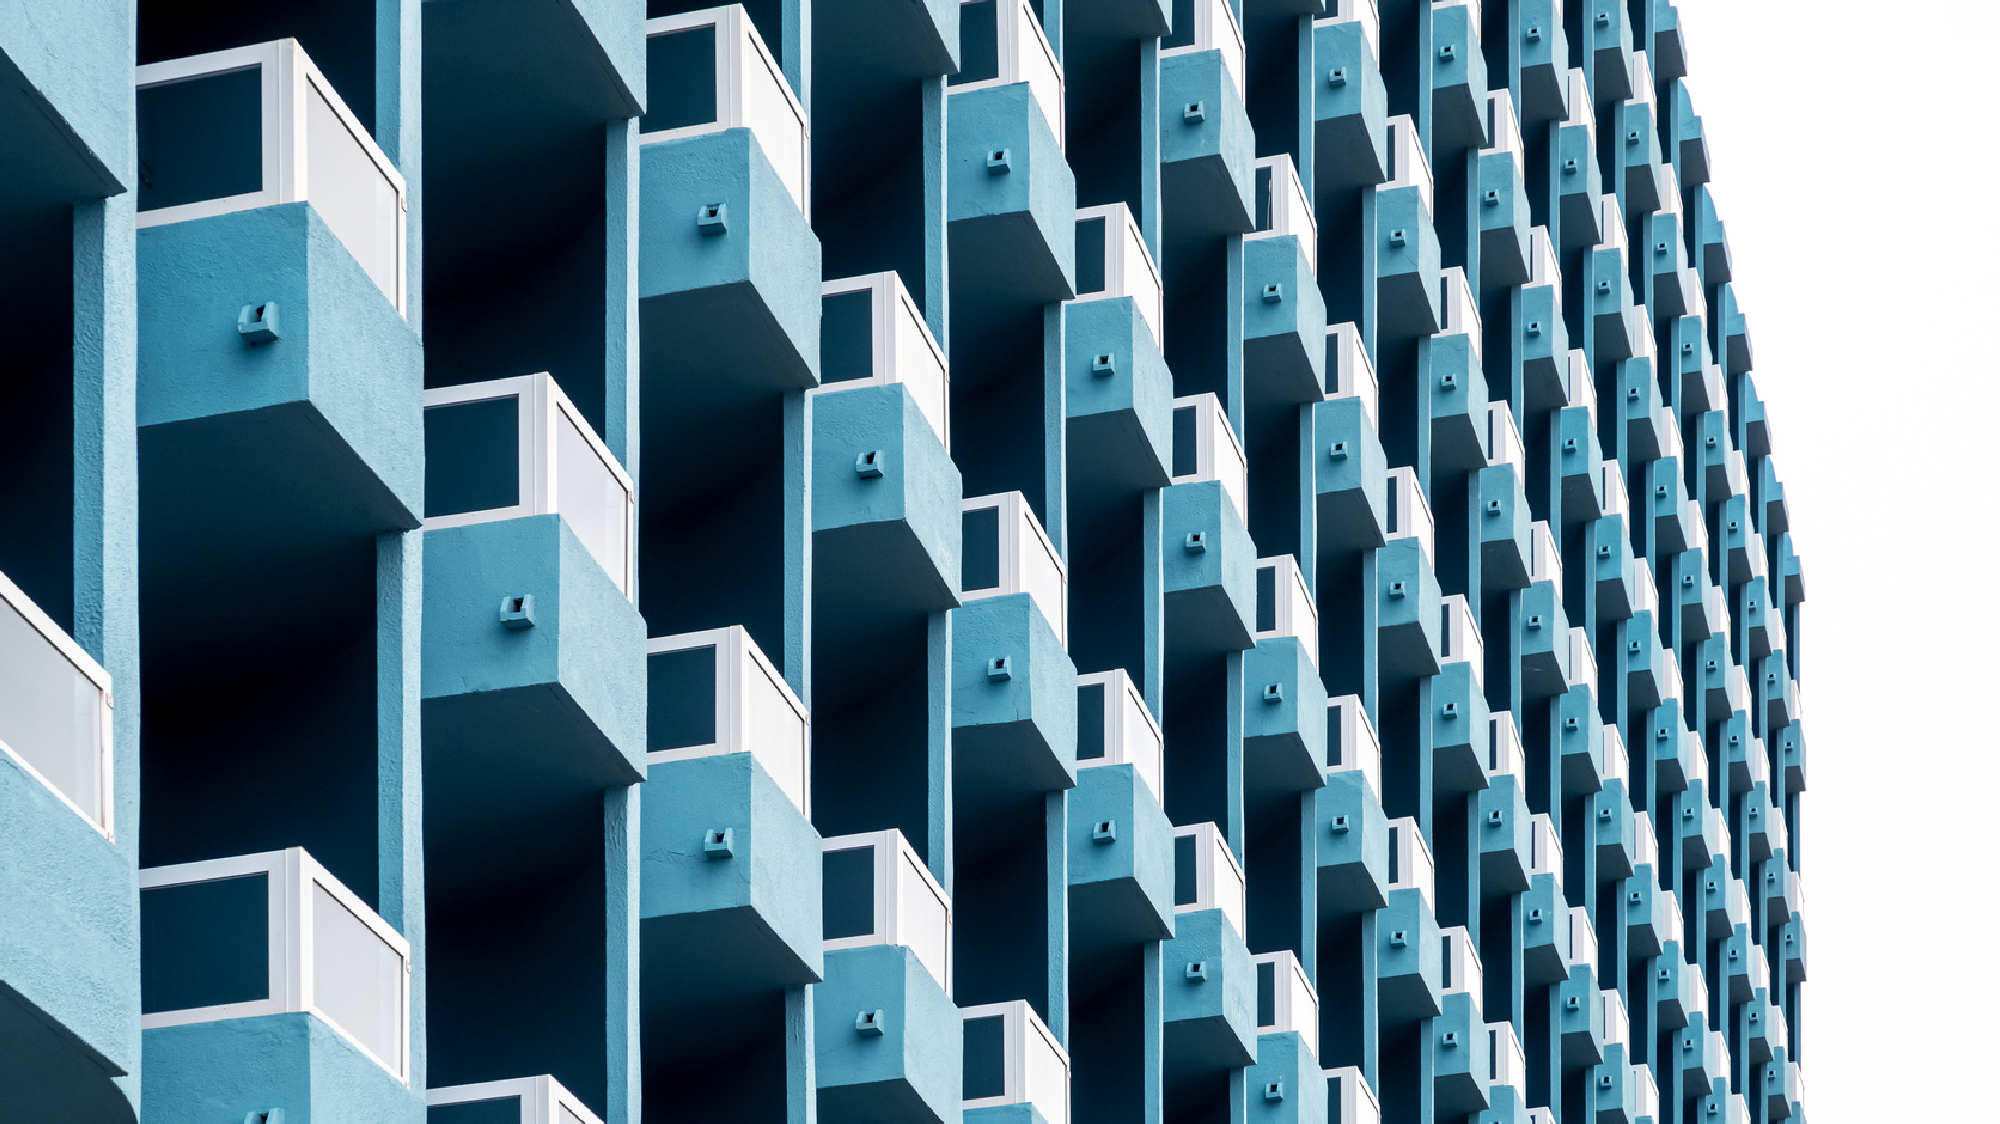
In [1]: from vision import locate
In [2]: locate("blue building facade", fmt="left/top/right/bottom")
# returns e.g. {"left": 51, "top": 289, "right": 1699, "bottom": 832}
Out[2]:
{"left": 0, "top": 1, "right": 1808, "bottom": 1122}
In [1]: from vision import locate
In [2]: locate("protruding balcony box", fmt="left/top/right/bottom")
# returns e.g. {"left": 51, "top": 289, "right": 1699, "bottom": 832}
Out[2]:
{"left": 1326, "top": 1067, "right": 1382, "bottom": 1124}
{"left": 1701, "top": 876, "right": 1750, "bottom": 944}
{"left": 140, "top": 850, "right": 421, "bottom": 1119}
{"left": 1246, "top": 1028, "right": 1326, "bottom": 1123}
{"left": 1164, "top": 831, "right": 1255, "bottom": 1068}
{"left": 1425, "top": 273, "right": 1490, "bottom": 472}
{"left": 1377, "top": 847, "right": 1442, "bottom": 1020}
{"left": 1760, "top": 1053, "right": 1797, "bottom": 1121}
{"left": 1520, "top": 874, "right": 1570, "bottom": 987}
{"left": 1376, "top": 535, "right": 1441, "bottom": 681}
{"left": 639, "top": 39, "right": 820, "bottom": 393}
{"left": 1558, "top": 684, "right": 1605, "bottom": 796}
{"left": 1591, "top": 1042, "right": 1641, "bottom": 1124}
{"left": 962, "top": 492, "right": 1067, "bottom": 641}
{"left": 1518, "top": 580, "right": 1570, "bottom": 699}
{"left": 952, "top": 591, "right": 1078, "bottom": 800}
{"left": 428, "top": 1075, "right": 602, "bottom": 1124}
{"left": 1313, "top": 393, "right": 1389, "bottom": 554}
{"left": 810, "top": 381, "right": 963, "bottom": 615}
{"left": 1432, "top": 619, "right": 1490, "bottom": 793}
{"left": 1316, "top": 763, "right": 1390, "bottom": 916}
{"left": 1244, "top": 603, "right": 1329, "bottom": 793}
{"left": 1779, "top": 913, "right": 1808, "bottom": 982}
{"left": 1557, "top": 406, "right": 1605, "bottom": 522}
{"left": 1478, "top": 102, "right": 1531, "bottom": 287}
{"left": 1074, "top": 202, "right": 1165, "bottom": 351}
{"left": 1779, "top": 723, "right": 1807, "bottom": 794}
{"left": 1477, "top": 772, "right": 1532, "bottom": 894}
{"left": 1623, "top": 611, "right": 1667, "bottom": 711}
{"left": 955, "top": 0, "right": 1066, "bottom": 144}
{"left": 1377, "top": 118, "right": 1442, "bottom": 340}
{"left": 0, "top": 573, "right": 115, "bottom": 838}
{"left": 1721, "top": 715, "right": 1766, "bottom": 795}
{"left": 137, "top": 39, "right": 407, "bottom": 314}
{"left": 1614, "top": 103, "right": 1663, "bottom": 217}
{"left": 1674, "top": 551, "right": 1718, "bottom": 644}
{"left": 1163, "top": 484, "right": 1256, "bottom": 656}
{"left": 1555, "top": 90, "right": 1602, "bottom": 251}
{"left": 1478, "top": 464, "right": 1533, "bottom": 591}
{"left": 1743, "top": 786, "right": 1776, "bottom": 861}
{"left": 1556, "top": 967, "right": 1604, "bottom": 1068}
{"left": 1066, "top": 291, "right": 1174, "bottom": 495}
{"left": 1253, "top": 950, "right": 1320, "bottom": 1061}
{"left": 1512, "top": 0, "right": 1569, "bottom": 121}
{"left": 1616, "top": 359, "right": 1666, "bottom": 461}
{"left": 1742, "top": 576, "right": 1776, "bottom": 659}
{"left": 1070, "top": 707, "right": 1175, "bottom": 943}
{"left": 823, "top": 272, "right": 952, "bottom": 449}
{"left": 1428, "top": 0, "right": 1488, "bottom": 150}
{"left": 1244, "top": 226, "right": 1328, "bottom": 403}
{"left": 639, "top": 740, "right": 823, "bottom": 991}
{"left": 1651, "top": 946, "right": 1701, "bottom": 1032}
{"left": 947, "top": 71, "right": 1075, "bottom": 308}
{"left": 1435, "top": 932, "right": 1491, "bottom": 1116}
{"left": 1172, "top": 393, "right": 1250, "bottom": 521}
{"left": 1650, "top": 457, "right": 1692, "bottom": 553}
{"left": 425, "top": 373, "right": 636, "bottom": 595}
{"left": 645, "top": 625, "right": 809, "bottom": 808}
{"left": 1588, "top": 251, "right": 1638, "bottom": 365}
{"left": 1592, "top": 779, "right": 1637, "bottom": 882}
{"left": 816, "top": 940, "right": 963, "bottom": 1124}
{"left": 824, "top": 830, "right": 953, "bottom": 992}
{"left": 1159, "top": 1, "right": 1255, "bottom": 235}
{"left": 1252, "top": 154, "right": 1319, "bottom": 275}
{"left": 1591, "top": 518, "right": 1636, "bottom": 624}
{"left": 1649, "top": 703, "right": 1698, "bottom": 794}
{"left": 1678, "top": 1026, "right": 1725, "bottom": 1094}
{"left": 1311, "top": 7, "right": 1389, "bottom": 190}
{"left": 643, "top": 6, "right": 809, "bottom": 211}
{"left": 961, "top": 1000, "right": 1070, "bottom": 1124}
{"left": 1676, "top": 784, "right": 1724, "bottom": 873}
{"left": 1519, "top": 231, "right": 1570, "bottom": 410}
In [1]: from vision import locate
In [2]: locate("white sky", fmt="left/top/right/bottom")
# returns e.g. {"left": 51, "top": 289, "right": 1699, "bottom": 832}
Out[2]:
{"left": 1668, "top": 1, "right": 2000, "bottom": 1118}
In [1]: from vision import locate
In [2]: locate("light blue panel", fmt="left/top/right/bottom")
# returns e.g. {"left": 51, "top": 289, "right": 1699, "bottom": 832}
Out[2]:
{"left": 1064, "top": 298, "right": 1173, "bottom": 492}
{"left": 1558, "top": 684, "right": 1605, "bottom": 797}
{"left": 952, "top": 594, "right": 1078, "bottom": 796}
{"left": 1477, "top": 465, "right": 1532, "bottom": 591}
{"left": 1375, "top": 537, "right": 1440, "bottom": 681}
{"left": 0, "top": 0, "right": 132, "bottom": 190}
{"left": 1160, "top": 908, "right": 1256, "bottom": 1069}
{"left": 1376, "top": 887, "right": 1441, "bottom": 1021}
{"left": 1310, "top": 19, "right": 1388, "bottom": 189}
{"left": 421, "top": 515, "right": 647, "bottom": 785}
{"left": 946, "top": 82, "right": 1077, "bottom": 302}
{"left": 1429, "top": 660, "right": 1490, "bottom": 793}
{"left": 1518, "top": 580, "right": 1570, "bottom": 698}
{"left": 1246, "top": 1030, "right": 1326, "bottom": 1123}
{"left": 1477, "top": 152, "right": 1530, "bottom": 288}
{"left": 142, "top": 1012, "right": 425, "bottom": 1123}
{"left": 136, "top": 203, "right": 424, "bottom": 526}
{"left": 1159, "top": 50, "right": 1255, "bottom": 235}
{"left": 1375, "top": 186, "right": 1440, "bottom": 340}
{"left": 1315, "top": 769, "right": 1388, "bottom": 916}
{"left": 639, "top": 752, "right": 823, "bottom": 987}
{"left": 1068, "top": 764, "right": 1175, "bottom": 944}
{"left": 1520, "top": 875, "right": 1569, "bottom": 987}
{"left": 1428, "top": 2, "right": 1489, "bottom": 150}
{"left": 1242, "top": 236, "right": 1327, "bottom": 403}
{"left": 1312, "top": 395, "right": 1388, "bottom": 553}
{"left": 810, "top": 382, "right": 962, "bottom": 614}
{"left": 1162, "top": 480, "right": 1256, "bottom": 655}
{"left": 1476, "top": 775, "right": 1531, "bottom": 894}
{"left": 1556, "top": 963, "right": 1604, "bottom": 1066}
{"left": 815, "top": 944, "right": 962, "bottom": 1124}
{"left": 1557, "top": 405, "right": 1605, "bottom": 519}
{"left": 1242, "top": 637, "right": 1328, "bottom": 793}
{"left": 1423, "top": 331, "right": 1490, "bottom": 472}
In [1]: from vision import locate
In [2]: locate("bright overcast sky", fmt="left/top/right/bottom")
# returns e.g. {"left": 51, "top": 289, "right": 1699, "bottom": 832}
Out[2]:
{"left": 1669, "top": 2, "right": 2000, "bottom": 1119}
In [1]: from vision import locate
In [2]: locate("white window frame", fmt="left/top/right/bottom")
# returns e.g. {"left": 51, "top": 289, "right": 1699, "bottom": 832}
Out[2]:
{"left": 1529, "top": 521, "right": 1563, "bottom": 591}
{"left": 1171, "top": 393, "right": 1250, "bottom": 524}
{"left": 138, "top": 848, "right": 412, "bottom": 1083}
{"left": 962, "top": 492, "right": 1067, "bottom": 645}
{"left": 640, "top": 6, "right": 812, "bottom": 215}
{"left": 1174, "top": 821, "right": 1247, "bottom": 939}
{"left": 1386, "top": 816, "right": 1434, "bottom": 910}
{"left": 960, "top": 999, "right": 1071, "bottom": 1124}
{"left": 1250, "top": 155, "right": 1318, "bottom": 276}
{"left": 1529, "top": 812, "right": 1563, "bottom": 891}
{"left": 1254, "top": 555, "right": 1319, "bottom": 668}
{"left": 1528, "top": 226, "right": 1562, "bottom": 290}
{"left": 1327, "top": 694, "right": 1382, "bottom": 803}
{"left": 1326, "top": 322, "right": 1380, "bottom": 430}
{"left": 0, "top": 569, "right": 115, "bottom": 839}
{"left": 1163, "top": 0, "right": 1247, "bottom": 102}
{"left": 135, "top": 39, "right": 409, "bottom": 315}
{"left": 427, "top": 1076, "right": 604, "bottom": 1124}
{"left": 1567, "top": 905, "right": 1597, "bottom": 968}
{"left": 1252, "top": 949, "right": 1321, "bottom": 1061}
{"left": 817, "top": 272, "right": 952, "bottom": 452}
{"left": 1076, "top": 669, "right": 1165, "bottom": 808}
{"left": 821, "top": 829, "right": 953, "bottom": 993}
{"left": 1438, "top": 266, "right": 1482, "bottom": 367}
{"left": 1071, "top": 203, "right": 1164, "bottom": 350}
{"left": 421, "top": 373, "right": 636, "bottom": 599}
{"left": 1487, "top": 1021, "right": 1527, "bottom": 1088}
{"left": 950, "top": 0, "right": 1066, "bottom": 148}
{"left": 645, "top": 626, "right": 811, "bottom": 816}
{"left": 1568, "top": 628, "right": 1597, "bottom": 689}
{"left": 1566, "top": 350, "right": 1596, "bottom": 418}
{"left": 1484, "top": 89, "right": 1523, "bottom": 159}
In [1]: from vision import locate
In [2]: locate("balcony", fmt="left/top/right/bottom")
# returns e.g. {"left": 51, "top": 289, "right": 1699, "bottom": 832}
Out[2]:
{"left": 1521, "top": 875, "right": 1570, "bottom": 987}
{"left": 1066, "top": 264, "right": 1174, "bottom": 495}
{"left": 1174, "top": 822, "right": 1247, "bottom": 939}
{"left": 1435, "top": 927, "right": 1490, "bottom": 1115}
{"left": 643, "top": 6, "right": 808, "bottom": 211}
{"left": 427, "top": 1076, "right": 602, "bottom": 1124}
{"left": 953, "top": 0, "right": 1065, "bottom": 146}
{"left": 953, "top": 586, "right": 1078, "bottom": 802}
{"left": 1317, "top": 763, "right": 1390, "bottom": 916}
{"left": 646, "top": 626, "right": 808, "bottom": 810}
{"left": 0, "top": 572, "right": 114, "bottom": 837}
{"left": 1244, "top": 208, "right": 1329, "bottom": 403}
{"left": 1478, "top": 463, "right": 1533, "bottom": 592}
{"left": 1377, "top": 535, "right": 1441, "bottom": 681}
{"left": 961, "top": 1000, "right": 1069, "bottom": 1124}
{"left": 1325, "top": 1067, "right": 1382, "bottom": 1124}
{"left": 1071, "top": 203, "right": 1165, "bottom": 355}
{"left": 1478, "top": 95, "right": 1531, "bottom": 287}
{"left": 1556, "top": 76, "right": 1602, "bottom": 252}
{"left": 1172, "top": 393, "right": 1250, "bottom": 522}
{"left": 1519, "top": 580, "right": 1569, "bottom": 699}
{"left": 824, "top": 829, "right": 953, "bottom": 993}
{"left": 141, "top": 849, "right": 412, "bottom": 1085}
{"left": 1477, "top": 772, "right": 1532, "bottom": 894}
{"left": 1433, "top": 601, "right": 1490, "bottom": 794}
{"left": 1513, "top": 0, "right": 1569, "bottom": 121}
{"left": 1429, "top": 0, "right": 1489, "bottom": 151}
{"left": 425, "top": 373, "right": 634, "bottom": 596}
{"left": 1253, "top": 949, "right": 1320, "bottom": 1062}
{"left": 137, "top": 39, "right": 405, "bottom": 314}
{"left": 1163, "top": 861, "right": 1256, "bottom": 1068}
{"left": 1327, "top": 695, "right": 1384, "bottom": 804}
{"left": 1313, "top": 389, "right": 1388, "bottom": 555}
{"left": 1077, "top": 669, "right": 1165, "bottom": 807}
{"left": 823, "top": 272, "right": 952, "bottom": 449}
{"left": 1377, "top": 117, "right": 1441, "bottom": 340}
{"left": 1246, "top": 565, "right": 1329, "bottom": 792}
{"left": 962, "top": 492, "right": 1066, "bottom": 641}
{"left": 1311, "top": 6, "right": 1389, "bottom": 190}
{"left": 1378, "top": 838, "right": 1441, "bottom": 1021}
{"left": 1070, "top": 682, "right": 1174, "bottom": 944}
{"left": 1252, "top": 154, "right": 1318, "bottom": 277}
{"left": 1520, "top": 230, "right": 1570, "bottom": 410}
{"left": 816, "top": 939, "right": 962, "bottom": 1124}
{"left": 1159, "top": 13, "right": 1254, "bottom": 240}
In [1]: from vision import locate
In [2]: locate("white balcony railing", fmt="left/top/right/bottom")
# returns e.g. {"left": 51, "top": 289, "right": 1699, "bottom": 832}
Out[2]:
{"left": 1439, "top": 594, "right": 1483, "bottom": 689}
{"left": 1568, "top": 628, "right": 1597, "bottom": 690}
{"left": 1487, "top": 401, "right": 1525, "bottom": 477}
{"left": 1251, "top": 154, "right": 1318, "bottom": 275}
{"left": 1385, "top": 115, "right": 1433, "bottom": 216}
{"left": 1171, "top": 394, "right": 1250, "bottom": 523}
{"left": 962, "top": 999, "right": 1070, "bottom": 1124}
{"left": 0, "top": 571, "right": 114, "bottom": 837}
{"left": 1529, "top": 812, "right": 1563, "bottom": 891}
{"left": 1386, "top": 466, "right": 1434, "bottom": 562}
{"left": 1328, "top": 695, "right": 1383, "bottom": 802}
{"left": 1488, "top": 1021, "right": 1527, "bottom": 1089}
{"left": 1321, "top": 0, "right": 1381, "bottom": 63}
{"left": 1603, "top": 722, "right": 1629, "bottom": 786}
{"left": 1602, "top": 988, "right": 1629, "bottom": 1046}
{"left": 642, "top": 6, "right": 810, "bottom": 212}
{"left": 1327, "top": 1067, "right": 1382, "bottom": 1124}
{"left": 1633, "top": 557, "right": 1660, "bottom": 614}
{"left": 1439, "top": 266, "right": 1481, "bottom": 365}
{"left": 136, "top": 39, "right": 407, "bottom": 313}
{"left": 140, "top": 848, "right": 411, "bottom": 1081}
{"left": 645, "top": 626, "right": 810, "bottom": 815}
{"left": 1327, "top": 322, "right": 1380, "bottom": 430}
{"left": 1634, "top": 1063, "right": 1659, "bottom": 1119}
{"left": 819, "top": 272, "right": 952, "bottom": 451}
{"left": 1174, "top": 822, "right": 1247, "bottom": 938}
{"left": 963, "top": 492, "right": 1067, "bottom": 644}
{"left": 1072, "top": 203, "right": 1164, "bottom": 349}
{"left": 823, "top": 829, "right": 953, "bottom": 992}
{"left": 1567, "top": 905, "right": 1597, "bottom": 968}
{"left": 423, "top": 373, "right": 635, "bottom": 597}
{"left": 1487, "top": 713, "right": 1522, "bottom": 778}
{"left": 951, "top": 0, "right": 1065, "bottom": 148}
{"left": 1529, "top": 226, "right": 1562, "bottom": 290}
{"left": 427, "top": 1076, "right": 603, "bottom": 1124}
{"left": 1163, "top": 0, "right": 1247, "bottom": 101}
{"left": 1254, "top": 949, "right": 1321, "bottom": 1060}
{"left": 1441, "top": 926, "right": 1483, "bottom": 999}
{"left": 1601, "top": 458, "right": 1628, "bottom": 517}
{"left": 1634, "top": 810, "right": 1659, "bottom": 870}
{"left": 1076, "top": 669, "right": 1164, "bottom": 807}
{"left": 1566, "top": 350, "right": 1596, "bottom": 418}
{"left": 1530, "top": 521, "right": 1563, "bottom": 591}
{"left": 1387, "top": 816, "right": 1434, "bottom": 910}
{"left": 1255, "top": 555, "right": 1320, "bottom": 667}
